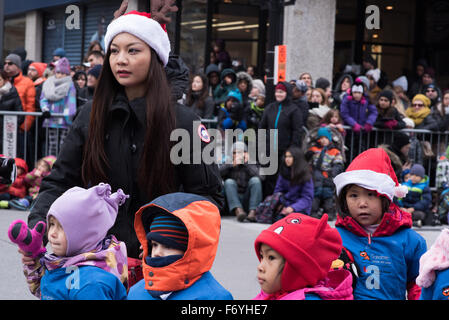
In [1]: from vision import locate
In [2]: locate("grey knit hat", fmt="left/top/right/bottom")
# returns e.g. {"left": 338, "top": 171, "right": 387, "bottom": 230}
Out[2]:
{"left": 5, "top": 53, "right": 22, "bottom": 68}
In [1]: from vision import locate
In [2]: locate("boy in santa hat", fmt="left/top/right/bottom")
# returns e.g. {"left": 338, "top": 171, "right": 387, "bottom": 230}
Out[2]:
{"left": 333, "top": 148, "right": 427, "bottom": 300}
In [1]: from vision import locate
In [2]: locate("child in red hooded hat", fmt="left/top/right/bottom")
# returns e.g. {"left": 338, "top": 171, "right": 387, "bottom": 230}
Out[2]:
{"left": 253, "top": 213, "right": 353, "bottom": 300}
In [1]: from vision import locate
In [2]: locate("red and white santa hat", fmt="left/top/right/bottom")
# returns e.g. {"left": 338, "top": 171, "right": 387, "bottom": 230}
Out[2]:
{"left": 333, "top": 148, "right": 408, "bottom": 201}
{"left": 104, "top": 11, "right": 170, "bottom": 66}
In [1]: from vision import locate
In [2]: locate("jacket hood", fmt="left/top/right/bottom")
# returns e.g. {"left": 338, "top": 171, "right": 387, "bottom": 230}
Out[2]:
{"left": 134, "top": 192, "right": 221, "bottom": 292}
{"left": 275, "top": 81, "right": 293, "bottom": 105}
{"left": 236, "top": 71, "right": 253, "bottom": 93}
{"left": 334, "top": 74, "right": 354, "bottom": 92}
{"left": 220, "top": 68, "right": 236, "bottom": 82}
{"left": 336, "top": 202, "right": 412, "bottom": 237}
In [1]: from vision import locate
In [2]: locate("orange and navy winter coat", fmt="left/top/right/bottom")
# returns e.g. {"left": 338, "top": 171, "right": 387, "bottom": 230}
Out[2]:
{"left": 128, "top": 192, "right": 233, "bottom": 300}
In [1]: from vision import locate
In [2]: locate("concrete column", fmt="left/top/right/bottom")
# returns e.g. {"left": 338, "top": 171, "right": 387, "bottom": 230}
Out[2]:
{"left": 25, "top": 10, "right": 43, "bottom": 62}
{"left": 283, "top": 0, "right": 336, "bottom": 85}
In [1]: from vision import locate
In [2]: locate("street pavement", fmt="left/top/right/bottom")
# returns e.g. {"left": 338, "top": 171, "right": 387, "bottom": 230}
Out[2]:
{"left": 0, "top": 209, "right": 445, "bottom": 300}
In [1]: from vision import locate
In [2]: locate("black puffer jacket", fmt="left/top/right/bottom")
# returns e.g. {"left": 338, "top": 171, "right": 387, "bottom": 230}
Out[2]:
{"left": 28, "top": 57, "right": 224, "bottom": 258}
{"left": 0, "top": 84, "right": 24, "bottom": 132}
{"left": 259, "top": 81, "right": 303, "bottom": 152}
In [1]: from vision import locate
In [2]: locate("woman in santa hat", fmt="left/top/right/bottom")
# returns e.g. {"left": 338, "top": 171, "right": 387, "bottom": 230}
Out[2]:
{"left": 27, "top": 1, "right": 223, "bottom": 266}
{"left": 333, "top": 148, "right": 427, "bottom": 300}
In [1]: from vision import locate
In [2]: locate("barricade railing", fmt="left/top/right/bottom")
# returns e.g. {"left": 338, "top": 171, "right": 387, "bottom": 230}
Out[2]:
{"left": 2, "top": 111, "right": 446, "bottom": 189}
{"left": 0, "top": 110, "right": 68, "bottom": 167}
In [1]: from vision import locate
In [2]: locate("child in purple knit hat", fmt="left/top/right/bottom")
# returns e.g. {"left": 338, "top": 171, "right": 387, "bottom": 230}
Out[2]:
{"left": 11, "top": 183, "right": 130, "bottom": 300}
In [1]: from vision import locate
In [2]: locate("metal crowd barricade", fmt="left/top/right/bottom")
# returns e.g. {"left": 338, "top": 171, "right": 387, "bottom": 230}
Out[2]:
{"left": 0, "top": 110, "right": 68, "bottom": 166}
{"left": 337, "top": 126, "right": 449, "bottom": 190}
{"left": 199, "top": 118, "right": 449, "bottom": 190}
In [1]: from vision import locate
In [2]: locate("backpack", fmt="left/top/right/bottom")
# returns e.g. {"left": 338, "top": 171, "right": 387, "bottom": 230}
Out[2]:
{"left": 255, "top": 192, "right": 284, "bottom": 224}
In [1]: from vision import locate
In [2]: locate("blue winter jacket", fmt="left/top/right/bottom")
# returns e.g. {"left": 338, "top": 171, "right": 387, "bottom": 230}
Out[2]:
{"left": 420, "top": 269, "right": 449, "bottom": 300}
{"left": 336, "top": 204, "right": 427, "bottom": 300}
{"left": 40, "top": 266, "right": 127, "bottom": 300}
{"left": 128, "top": 271, "right": 233, "bottom": 300}
{"left": 397, "top": 176, "right": 432, "bottom": 212}
{"left": 274, "top": 174, "right": 314, "bottom": 215}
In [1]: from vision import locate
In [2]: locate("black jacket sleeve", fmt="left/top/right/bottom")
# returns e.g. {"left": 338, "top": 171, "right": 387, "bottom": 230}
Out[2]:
{"left": 174, "top": 104, "right": 225, "bottom": 212}
{"left": 28, "top": 104, "right": 88, "bottom": 229}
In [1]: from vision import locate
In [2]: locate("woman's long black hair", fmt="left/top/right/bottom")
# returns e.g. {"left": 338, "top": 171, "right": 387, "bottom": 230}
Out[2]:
{"left": 82, "top": 48, "right": 176, "bottom": 200}
{"left": 280, "top": 146, "right": 312, "bottom": 185}
{"left": 185, "top": 73, "right": 209, "bottom": 110}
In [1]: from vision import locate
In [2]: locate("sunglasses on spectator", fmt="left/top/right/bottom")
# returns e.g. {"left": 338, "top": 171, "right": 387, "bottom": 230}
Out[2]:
{"left": 426, "top": 89, "right": 436, "bottom": 92}
{"left": 3, "top": 61, "right": 14, "bottom": 66}
{"left": 412, "top": 103, "right": 425, "bottom": 107}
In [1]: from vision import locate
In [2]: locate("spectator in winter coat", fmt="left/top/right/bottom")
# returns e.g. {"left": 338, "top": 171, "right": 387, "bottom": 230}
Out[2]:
{"left": 374, "top": 90, "right": 406, "bottom": 130}
{"left": 417, "top": 228, "right": 449, "bottom": 300}
{"left": 334, "top": 148, "right": 427, "bottom": 300}
{"left": 307, "top": 88, "right": 331, "bottom": 129}
{"left": 406, "top": 94, "right": 444, "bottom": 131}
{"left": 253, "top": 213, "right": 353, "bottom": 300}
{"left": 290, "top": 79, "right": 309, "bottom": 128}
{"left": 213, "top": 68, "right": 237, "bottom": 105}
{"left": 397, "top": 164, "right": 433, "bottom": 227}
{"left": 217, "top": 89, "right": 247, "bottom": 131}
{"left": 340, "top": 79, "right": 378, "bottom": 133}
{"left": 128, "top": 193, "right": 233, "bottom": 300}
{"left": 27, "top": 62, "right": 47, "bottom": 110}
{"left": 259, "top": 82, "right": 303, "bottom": 195}
{"left": 0, "top": 157, "right": 28, "bottom": 207}
{"left": 205, "top": 64, "right": 220, "bottom": 98}
{"left": 3, "top": 53, "right": 36, "bottom": 133}
{"left": 332, "top": 74, "right": 353, "bottom": 109}
{"left": 221, "top": 142, "right": 263, "bottom": 222}
{"left": 425, "top": 83, "right": 442, "bottom": 108}
{"left": 16, "top": 183, "right": 128, "bottom": 300}
{"left": 236, "top": 71, "right": 253, "bottom": 113}
{"left": 272, "top": 147, "right": 314, "bottom": 218}
{"left": 0, "top": 70, "right": 24, "bottom": 151}
{"left": 308, "top": 127, "right": 344, "bottom": 220}
{"left": 185, "top": 74, "right": 215, "bottom": 120}
{"left": 39, "top": 57, "right": 77, "bottom": 157}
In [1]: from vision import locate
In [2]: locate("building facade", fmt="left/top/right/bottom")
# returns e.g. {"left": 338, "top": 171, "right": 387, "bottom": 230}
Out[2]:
{"left": 3, "top": 0, "right": 448, "bottom": 92}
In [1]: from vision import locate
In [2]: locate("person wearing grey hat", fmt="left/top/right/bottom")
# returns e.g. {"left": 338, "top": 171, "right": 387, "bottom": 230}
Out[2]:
{"left": 220, "top": 141, "right": 263, "bottom": 222}
{"left": 4, "top": 54, "right": 22, "bottom": 73}
{"left": 289, "top": 79, "right": 309, "bottom": 128}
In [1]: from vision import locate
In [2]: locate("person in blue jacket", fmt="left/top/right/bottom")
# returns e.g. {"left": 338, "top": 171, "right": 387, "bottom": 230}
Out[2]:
{"left": 396, "top": 163, "right": 433, "bottom": 227}
{"left": 417, "top": 228, "right": 449, "bottom": 300}
{"left": 13, "top": 183, "right": 129, "bottom": 300}
{"left": 333, "top": 148, "right": 427, "bottom": 300}
{"left": 128, "top": 192, "right": 233, "bottom": 300}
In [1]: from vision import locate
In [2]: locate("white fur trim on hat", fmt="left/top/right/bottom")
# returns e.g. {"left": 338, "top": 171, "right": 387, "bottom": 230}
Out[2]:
{"left": 333, "top": 169, "right": 407, "bottom": 201}
{"left": 351, "top": 84, "right": 364, "bottom": 94}
{"left": 104, "top": 13, "right": 170, "bottom": 66}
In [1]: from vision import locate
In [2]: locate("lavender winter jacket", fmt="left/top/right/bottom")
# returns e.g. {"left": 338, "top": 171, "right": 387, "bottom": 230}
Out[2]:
{"left": 273, "top": 174, "right": 314, "bottom": 215}
{"left": 340, "top": 94, "right": 378, "bottom": 127}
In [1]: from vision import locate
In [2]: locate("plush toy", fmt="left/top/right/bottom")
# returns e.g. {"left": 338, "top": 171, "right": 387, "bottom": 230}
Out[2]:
{"left": 8, "top": 220, "right": 46, "bottom": 258}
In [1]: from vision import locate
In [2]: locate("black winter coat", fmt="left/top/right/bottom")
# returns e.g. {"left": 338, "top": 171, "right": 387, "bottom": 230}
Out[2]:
{"left": 28, "top": 91, "right": 224, "bottom": 258}
{"left": 0, "top": 85, "right": 24, "bottom": 134}
{"left": 259, "top": 81, "right": 303, "bottom": 152}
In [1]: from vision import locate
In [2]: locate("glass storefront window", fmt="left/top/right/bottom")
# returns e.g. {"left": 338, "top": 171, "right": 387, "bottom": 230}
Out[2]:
{"left": 3, "top": 16, "right": 26, "bottom": 59}
{"left": 212, "top": 2, "right": 260, "bottom": 71}
{"left": 178, "top": 0, "right": 208, "bottom": 74}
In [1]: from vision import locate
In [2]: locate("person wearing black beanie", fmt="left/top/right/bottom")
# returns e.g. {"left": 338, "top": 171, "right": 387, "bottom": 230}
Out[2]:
{"left": 374, "top": 89, "right": 406, "bottom": 132}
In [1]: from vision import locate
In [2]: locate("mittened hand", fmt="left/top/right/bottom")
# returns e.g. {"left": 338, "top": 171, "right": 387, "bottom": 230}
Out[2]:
{"left": 384, "top": 120, "right": 397, "bottom": 129}
{"left": 364, "top": 123, "right": 373, "bottom": 132}
{"left": 8, "top": 220, "right": 46, "bottom": 258}
{"left": 352, "top": 123, "right": 362, "bottom": 133}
